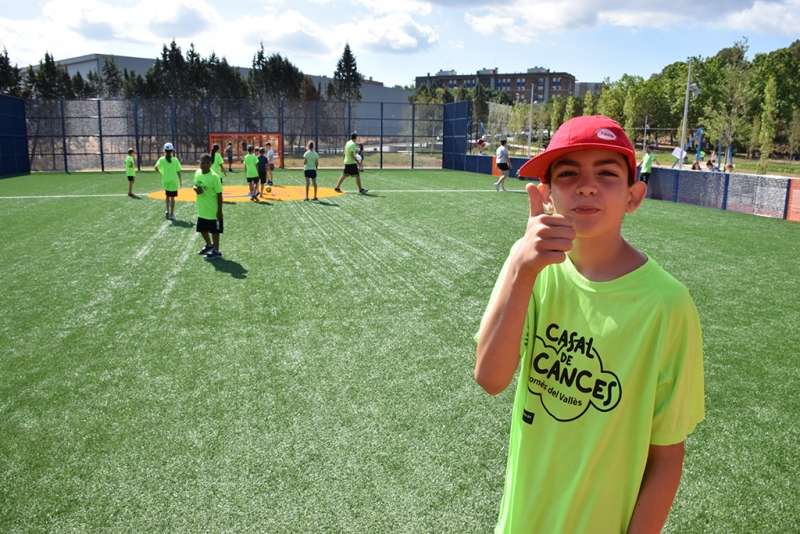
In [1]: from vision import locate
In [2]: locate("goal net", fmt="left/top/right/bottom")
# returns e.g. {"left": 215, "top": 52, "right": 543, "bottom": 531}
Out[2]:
{"left": 208, "top": 132, "right": 283, "bottom": 169}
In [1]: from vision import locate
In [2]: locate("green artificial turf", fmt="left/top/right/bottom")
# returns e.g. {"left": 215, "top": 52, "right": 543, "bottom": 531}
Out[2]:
{"left": 0, "top": 169, "right": 798, "bottom": 532}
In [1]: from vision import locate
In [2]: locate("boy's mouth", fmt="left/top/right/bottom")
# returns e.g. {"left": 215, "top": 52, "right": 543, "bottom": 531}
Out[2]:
{"left": 573, "top": 206, "right": 600, "bottom": 215}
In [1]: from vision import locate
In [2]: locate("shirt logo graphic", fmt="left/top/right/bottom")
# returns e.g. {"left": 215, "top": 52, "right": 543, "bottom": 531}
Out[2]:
{"left": 596, "top": 128, "right": 617, "bottom": 141}
{"left": 527, "top": 323, "right": 622, "bottom": 422}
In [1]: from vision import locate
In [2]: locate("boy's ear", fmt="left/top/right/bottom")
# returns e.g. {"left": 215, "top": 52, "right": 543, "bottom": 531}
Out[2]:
{"left": 626, "top": 181, "right": 648, "bottom": 213}
{"left": 538, "top": 182, "right": 555, "bottom": 213}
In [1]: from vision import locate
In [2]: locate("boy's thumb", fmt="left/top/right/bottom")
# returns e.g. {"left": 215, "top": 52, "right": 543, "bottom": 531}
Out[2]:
{"left": 527, "top": 182, "right": 545, "bottom": 217}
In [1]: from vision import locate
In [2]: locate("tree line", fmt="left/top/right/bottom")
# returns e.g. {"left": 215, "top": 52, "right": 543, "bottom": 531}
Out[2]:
{"left": 409, "top": 38, "right": 800, "bottom": 166}
{"left": 0, "top": 41, "right": 363, "bottom": 104}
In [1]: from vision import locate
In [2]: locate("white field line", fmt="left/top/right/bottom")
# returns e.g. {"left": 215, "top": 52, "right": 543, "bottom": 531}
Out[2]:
{"left": 0, "top": 190, "right": 515, "bottom": 200}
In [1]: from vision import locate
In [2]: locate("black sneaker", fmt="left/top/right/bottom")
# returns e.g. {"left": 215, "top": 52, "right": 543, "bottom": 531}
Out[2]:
{"left": 204, "top": 249, "right": 223, "bottom": 261}
{"left": 334, "top": 188, "right": 342, "bottom": 193}
{"left": 198, "top": 243, "right": 214, "bottom": 255}
{"left": 359, "top": 188, "right": 369, "bottom": 194}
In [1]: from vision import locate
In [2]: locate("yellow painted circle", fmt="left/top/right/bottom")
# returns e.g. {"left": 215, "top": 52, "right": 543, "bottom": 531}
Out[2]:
{"left": 148, "top": 185, "right": 344, "bottom": 203}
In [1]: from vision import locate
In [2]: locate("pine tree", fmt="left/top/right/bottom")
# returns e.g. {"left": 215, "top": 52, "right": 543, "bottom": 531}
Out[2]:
{"left": 102, "top": 57, "right": 123, "bottom": 98}
{"left": 757, "top": 76, "right": 777, "bottom": 174}
{"left": 301, "top": 76, "right": 321, "bottom": 101}
{"left": 248, "top": 44, "right": 304, "bottom": 108}
{"left": 583, "top": 91, "right": 594, "bottom": 116}
{"left": 332, "top": 43, "right": 361, "bottom": 101}
{"left": 455, "top": 84, "right": 469, "bottom": 102}
{"left": 472, "top": 83, "right": 489, "bottom": 132}
{"left": 0, "top": 48, "right": 23, "bottom": 97}
{"left": 27, "top": 52, "right": 73, "bottom": 98}
{"left": 748, "top": 115, "right": 761, "bottom": 159}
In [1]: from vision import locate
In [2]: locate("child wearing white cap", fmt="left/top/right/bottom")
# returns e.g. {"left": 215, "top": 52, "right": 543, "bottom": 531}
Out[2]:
{"left": 155, "top": 142, "right": 182, "bottom": 221}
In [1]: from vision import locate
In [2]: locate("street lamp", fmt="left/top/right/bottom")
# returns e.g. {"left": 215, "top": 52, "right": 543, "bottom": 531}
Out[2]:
{"left": 678, "top": 58, "right": 701, "bottom": 170}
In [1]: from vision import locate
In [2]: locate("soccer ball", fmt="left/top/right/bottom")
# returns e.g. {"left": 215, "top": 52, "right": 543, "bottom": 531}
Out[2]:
{"left": 266, "top": 186, "right": 272, "bottom": 193}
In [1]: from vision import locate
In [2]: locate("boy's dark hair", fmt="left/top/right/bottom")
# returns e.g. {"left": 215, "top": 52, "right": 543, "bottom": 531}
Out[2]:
{"left": 127, "top": 148, "right": 135, "bottom": 154}
{"left": 501, "top": 139, "right": 507, "bottom": 146}
{"left": 266, "top": 142, "right": 271, "bottom": 147}
{"left": 200, "top": 153, "right": 212, "bottom": 163}
{"left": 351, "top": 133, "right": 358, "bottom": 140}
{"left": 307, "top": 141, "right": 314, "bottom": 150}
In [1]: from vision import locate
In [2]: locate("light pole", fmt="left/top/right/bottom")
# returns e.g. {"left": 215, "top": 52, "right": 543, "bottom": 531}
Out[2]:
{"left": 678, "top": 57, "right": 693, "bottom": 170}
{"left": 527, "top": 80, "right": 535, "bottom": 156}
{"left": 534, "top": 101, "right": 543, "bottom": 155}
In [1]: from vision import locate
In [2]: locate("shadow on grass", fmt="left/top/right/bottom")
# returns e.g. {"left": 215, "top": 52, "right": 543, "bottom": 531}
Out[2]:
{"left": 209, "top": 258, "right": 248, "bottom": 279}
{"left": 170, "top": 220, "right": 193, "bottom": 228}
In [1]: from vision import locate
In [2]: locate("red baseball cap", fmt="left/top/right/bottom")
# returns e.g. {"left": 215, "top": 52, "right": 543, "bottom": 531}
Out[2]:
{"left": 518, "top": 116, "right": 637, "bottom": 184}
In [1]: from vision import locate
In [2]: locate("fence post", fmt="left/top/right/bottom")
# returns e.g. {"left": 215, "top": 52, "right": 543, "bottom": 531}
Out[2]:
{"left": 380, "top": 102, "right": 384, "bottom": 170}
{"left": 783, "top": 179, "right": 792, "bottom": 220}
{"left": 133, "top": 99, "right": 141, "bottom": 171}
{"left": 721, "top": 173, "right": 730, "bottom": 211}
{"left": 314, "top": 100, "right": 319, "bottom": 156}
{"left": 411, "top": 103, "right": 416, "bottom": 169}
{"left": 205, "top": 99, "right": 211, "bottom": 148}
{"left": 673, "top": 172, "right": 680, "bottom": 203}
{"left": 279, "top": 99, "right": 285, "bottom": 168}
{"left": 97, "top": 99, "right": 105, "bottom": 172}
{"left": 60, "top": 99, "right": 68, "bottom": 173}
{"left": 347, "top": 100, "right": 351, "bottom": 136}
{"left": 169, "top": 99, "right": 176, "bottom": 148}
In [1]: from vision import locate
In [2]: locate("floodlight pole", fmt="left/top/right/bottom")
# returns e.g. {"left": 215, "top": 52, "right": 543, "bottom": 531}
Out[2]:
{"left": 527, "top": 81, "right": 535, "bottom": 156}
{"left": 678, "top": 57, "right": 693, "bottom": 170}
{"left": 535, "top": 102, "right": 543, "bottom": 155}
{"left": 642, "top": 116, "right": 648, "bottom": 156}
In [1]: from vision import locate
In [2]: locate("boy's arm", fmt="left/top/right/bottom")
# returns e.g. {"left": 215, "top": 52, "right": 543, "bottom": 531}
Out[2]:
{"left": 178, "top": 171, "right": 182, "bottom": 187}
{"left": 216, "top": 192, "right": 223, "bottom": 220}
{"left": 475, "top": 184, "right": 575, "bottom": 395}
{"left": 627, "top": 442, "right": 685, "bottom": 534}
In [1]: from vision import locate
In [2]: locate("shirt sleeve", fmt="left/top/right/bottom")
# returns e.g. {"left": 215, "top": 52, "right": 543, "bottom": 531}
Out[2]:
{"left": 650, "top": 294, "right": 705, "bottom": 445}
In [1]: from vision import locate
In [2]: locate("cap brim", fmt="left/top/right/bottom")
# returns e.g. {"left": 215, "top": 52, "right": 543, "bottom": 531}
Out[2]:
{"left": 518, "top": 143, "right": 638, "bottom": 182}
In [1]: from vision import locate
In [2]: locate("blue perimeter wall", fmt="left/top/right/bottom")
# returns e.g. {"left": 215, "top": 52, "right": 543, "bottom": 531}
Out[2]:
{"left": 0, "top": 94, "right": 30, "bottom": 177}
{"left": 441, "top": 101, "right": 794, "bottom": 220}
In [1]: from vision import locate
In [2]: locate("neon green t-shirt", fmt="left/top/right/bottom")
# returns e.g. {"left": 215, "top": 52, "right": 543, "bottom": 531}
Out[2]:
{"left": 155, "top": 156, "right": 182, "bottom": 191}
{"left": 641, "top": 152, "right": 656, "bottom": 173}
{"left": 303, "top": 150, "right": 319, "bottom": 171}
{"left": 243, "top": 153, "right": 259, "bottom": 178}
{"left": 477, "top": 246, "right": 705, "bottom": 533}
{"left": 193, "top": 169, "right": 223, "bottom": 220}
{"left": 211, "top": 152, "right": 225, "bottom": 177}
{"left": 343, "top": 140, "right": 357, "bottom": 165}
{"left": 125, "top": 155, "right": 135, "bottom": 177}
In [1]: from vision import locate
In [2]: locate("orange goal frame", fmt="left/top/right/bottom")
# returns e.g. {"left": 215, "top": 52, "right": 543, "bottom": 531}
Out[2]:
{"left": 208, "top": 132, "right": 283, "bottom": 169}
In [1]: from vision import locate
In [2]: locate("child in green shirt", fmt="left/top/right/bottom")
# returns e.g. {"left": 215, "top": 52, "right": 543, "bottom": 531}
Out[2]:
{"left": 125, "top": 148, "right": 136, "bottom": 197}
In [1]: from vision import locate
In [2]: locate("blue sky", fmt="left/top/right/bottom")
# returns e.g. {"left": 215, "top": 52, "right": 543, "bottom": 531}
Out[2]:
{"left": 1, "top": 0, "right": 798, "bottom": 87}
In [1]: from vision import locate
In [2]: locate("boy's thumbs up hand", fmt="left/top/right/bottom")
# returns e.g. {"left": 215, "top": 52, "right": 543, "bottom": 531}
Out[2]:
{"left": 513, "top": 183, "right": 576, "bottom": 276}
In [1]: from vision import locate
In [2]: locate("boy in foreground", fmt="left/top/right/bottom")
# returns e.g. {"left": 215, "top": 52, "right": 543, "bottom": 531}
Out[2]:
{"left": 335, "top": 133, "right": 368, "bottom": 194}
{"left": 194, "top": 154, "right": 224, "bottom": 260}
{"left": 125, "top": 148, "right": 136, "bottom": 197}
{"left": 475, "top": 116, "right": 704, "bottom": 533}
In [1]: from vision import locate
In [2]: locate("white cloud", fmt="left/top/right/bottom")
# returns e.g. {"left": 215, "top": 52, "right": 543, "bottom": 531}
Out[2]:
{"left": 461, "top": 0, "right": 800, "bottom": 41}
{"left": 337, "top": 13, "right": 438, "bottom": 53}
{"left": 722, "top": 0, "right": 800, "bottom": 34}
{"left": 355, "top": 0, "right": 433, "bottom": 15}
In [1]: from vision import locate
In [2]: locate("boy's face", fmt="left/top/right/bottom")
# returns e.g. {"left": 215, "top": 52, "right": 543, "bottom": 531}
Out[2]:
{"left": 200, "top": 158, "right": 211, "bottom": 173}
{"left": 542, "top": 148, "right": 646, "bottom": 240}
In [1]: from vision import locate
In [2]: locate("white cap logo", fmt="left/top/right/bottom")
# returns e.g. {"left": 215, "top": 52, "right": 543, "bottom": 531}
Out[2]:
{"left": 596, "top": 129, "right": 617, "bottom": 141}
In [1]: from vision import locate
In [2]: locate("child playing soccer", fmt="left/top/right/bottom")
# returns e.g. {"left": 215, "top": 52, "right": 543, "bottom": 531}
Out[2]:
{"left": 356, "top": 143, "right": 365, "bottom": 173}
{"left": 266, "top": 142, "right": 275, "bottom": 186}
{"left": 155, "top": 143, "right": 182, "bottom": 220}
{"left": 210, "top": 143, "right": 228, "bottom": 184}
{"left": 242, "top": 145, "right": 259, "bottom": 201}
{"left": 257, "top": 147, "right": 269, "bottom": 198}
{"left": 475, "top": 116, "right": 704, "bottom": 533}
{"left": 125, "top": 148, "right": 136, "bottom": 197}
{"left": 193, "top": 153, "right": 224, "bottom": 260}
{"left": 335, "top": 133, "right": 368, "bottom": 194}
{"left": 303, "top": 140, "right": 319, "bottom": 201}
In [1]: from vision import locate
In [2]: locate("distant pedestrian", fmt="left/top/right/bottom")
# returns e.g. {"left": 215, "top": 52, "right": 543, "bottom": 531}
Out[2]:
{"left": 494, "top": 139, "right": 511, "bottom": 191}
{"left": 638, "top": 146, "right": 660, "bottom": 184}
{"left": 257, "top": 147, "right": 270, "bottom": 198}
{"left": 225, "top": 143, "right": 233, "bottom": 172}
{"left": 266, "top": 142, "right": 275, "bottom": 186}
